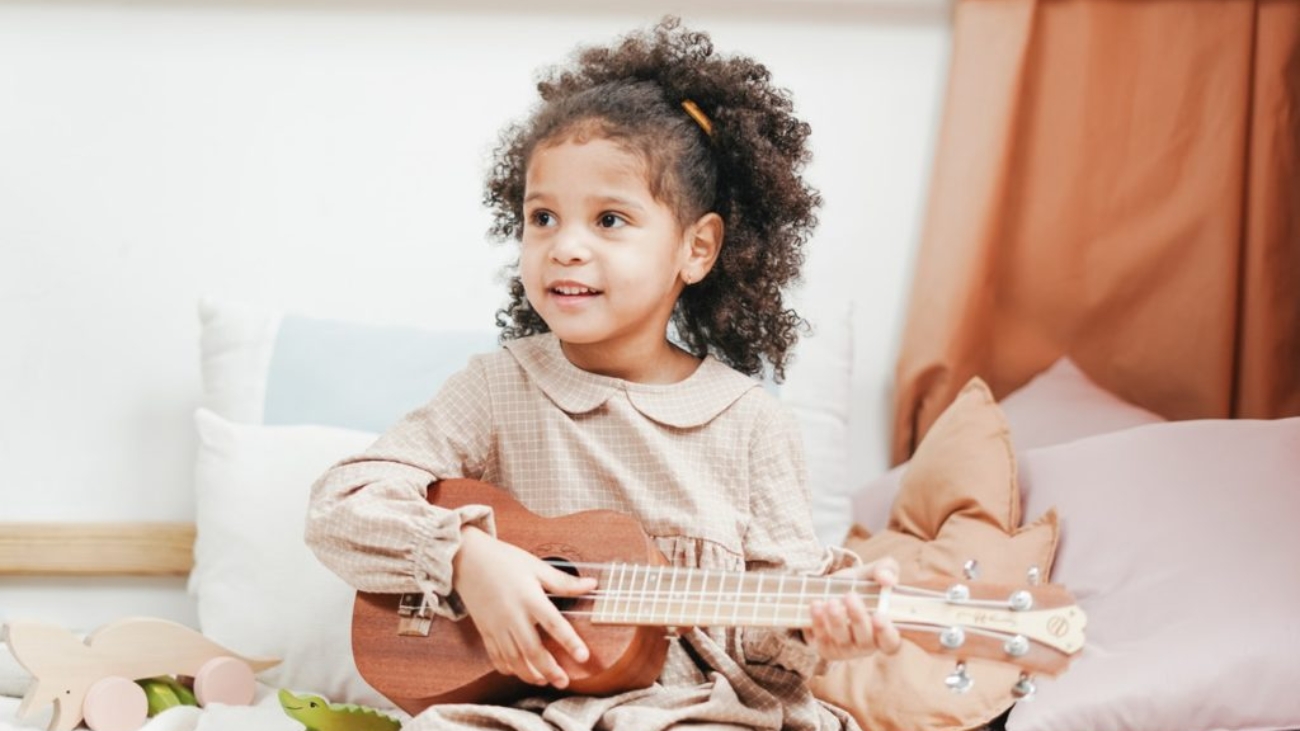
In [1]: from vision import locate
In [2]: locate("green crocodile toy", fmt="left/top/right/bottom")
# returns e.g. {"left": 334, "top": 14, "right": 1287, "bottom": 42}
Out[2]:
{"left": 278, "top": 689, "right": 402, "bottom": 731}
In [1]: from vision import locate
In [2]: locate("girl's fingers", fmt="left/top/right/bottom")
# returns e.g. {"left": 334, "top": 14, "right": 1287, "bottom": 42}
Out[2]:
{"left": 523, "top": 648, "right": 565, "bottom": 688}
{"left": 827, "top": 602, "right": 855, "bottom": 647}
{"left": 811, "top": 595, "right": 902, "bottom": 660}
{"left": 491, "top": 637, "right": 544, "bottom": 686}
{"left": 811, "top": 600, "right": 853, "bottom": 649}
{"left": 843, "top": 593, "right": 874, "bottom": 643}
{"left": 861, "top": 557, "right": 899, "bottom": 587}
{"left": 872, "top": 610, "right": 902, "bottom": 655}
{"left": 546, "top": 571, "right": 598, "bottom": 597}
{"left": 807, "top": 602, "right": 828, "bottom": 653}
{"left": 483, "top": 637, "right": 508, "bottom": 675}
{"left": 538, "top": 569, "right": 595, "bottom": 665}
{"left": 537, "top": 606, "right": 590, "bottom": 665}
{"left": 509, "top": 626, "right": 564, "bottom": 687}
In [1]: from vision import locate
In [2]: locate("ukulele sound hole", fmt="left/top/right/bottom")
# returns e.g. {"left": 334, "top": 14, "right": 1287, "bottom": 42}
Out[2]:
{"left": 544, "top": 558, "right": 582, "bottom": 612}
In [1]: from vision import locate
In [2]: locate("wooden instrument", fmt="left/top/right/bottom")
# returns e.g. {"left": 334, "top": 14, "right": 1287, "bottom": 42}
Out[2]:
{"left": 351, "top": 479, "right": 1085, "bottom": 716}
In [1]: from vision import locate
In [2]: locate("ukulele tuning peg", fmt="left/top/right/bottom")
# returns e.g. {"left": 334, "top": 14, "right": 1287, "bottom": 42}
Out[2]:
{"left": 946, "top": 583, "right": 971, "bottom": 603}
{"left": 1008, "top": 590, "right": 1034, "bottom": 611}
{"left": 939, "top": 625, "right": 966, "bottom": 650}
{"left": 962, "top": 559, "right": 980, "bottom": 580}
{"left": 1012, "top": 673, "right": 1037, "bottom": 700}
{"left": 945, "top": 662, "right": 974, "bottom": 694}
{"left": 1003, "top": 634, "right": 1030, "bottom": 658}
{"left": 1026, "top": 565, "right": 1041, "bottom": 585}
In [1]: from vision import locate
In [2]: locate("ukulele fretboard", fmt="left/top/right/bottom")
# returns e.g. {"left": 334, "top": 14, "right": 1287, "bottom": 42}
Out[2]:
{"left": 590, "top": 564, "right": 860, "bottom": 628}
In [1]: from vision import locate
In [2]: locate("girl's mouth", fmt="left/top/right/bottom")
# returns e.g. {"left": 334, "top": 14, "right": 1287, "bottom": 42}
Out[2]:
{"left": 551, "top": 284, "right": 602, "bottom": 297}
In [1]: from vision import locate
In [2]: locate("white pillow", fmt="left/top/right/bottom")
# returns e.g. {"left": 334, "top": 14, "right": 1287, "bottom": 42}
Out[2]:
{"left": 198, "top": 298, "right": 283, "bottom": 424}
{"left": 0, "top": 642, "right": 30, "bottom": 698}
{"left": 781, "top": 302, "right": 855, "bottom": 546}
{"left": 190, "top": 408, "right": 386, "bottom": 707}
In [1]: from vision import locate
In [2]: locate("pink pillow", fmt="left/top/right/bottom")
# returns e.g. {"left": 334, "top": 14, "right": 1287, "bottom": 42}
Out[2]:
{"left": 1009, "top": 417, "right": 1300, "bottom": 731}
{"left": 999, "top": 358, "right": 1165, "bottom": 450}
{"left": 853, "top": 357, "right": 1165, "bottom": 532}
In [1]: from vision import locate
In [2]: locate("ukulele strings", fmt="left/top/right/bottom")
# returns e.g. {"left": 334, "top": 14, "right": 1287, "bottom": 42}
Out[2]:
{"left": 544, "top": 588, "right": 890, "bottom": 602}
{"left": 547, "top": 588, "right": 1021, "bottom": 612}
{"left": 541, "top": 560, "right": 891, "bottom": 591}
{"left": 537, "top": 564, "right": 1020, "bottom": 611}
{"left": 544, "top": 609, "right": 1008, "bottom": 644}
{"left": 536, "top": 559, "right": 895, "bottom": 606}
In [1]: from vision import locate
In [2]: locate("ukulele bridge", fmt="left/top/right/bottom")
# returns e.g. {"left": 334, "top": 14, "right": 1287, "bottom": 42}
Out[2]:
{"left": 397, "top": 593, "right": 434, "bottom": 636}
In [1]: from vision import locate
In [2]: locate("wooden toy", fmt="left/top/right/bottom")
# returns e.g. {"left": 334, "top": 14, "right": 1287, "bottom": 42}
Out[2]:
{"left": 277, "top": 689, "right": 401, "bottom": 731}
{"left": 6, "top": 617, "right": 279, "bottom": 731}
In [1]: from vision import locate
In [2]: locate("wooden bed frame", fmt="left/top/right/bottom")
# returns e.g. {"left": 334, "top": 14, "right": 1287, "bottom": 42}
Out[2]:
{"left": 0, "top": 523, "right": 195, "bottom": 576}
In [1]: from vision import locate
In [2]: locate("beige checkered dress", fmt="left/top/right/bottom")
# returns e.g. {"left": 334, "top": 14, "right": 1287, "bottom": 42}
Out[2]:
{"left": 307, "top": 333, "right": 860, "bottom": 731}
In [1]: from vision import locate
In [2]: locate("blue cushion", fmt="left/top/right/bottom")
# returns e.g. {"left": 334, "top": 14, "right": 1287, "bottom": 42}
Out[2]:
{"left": 263, "top": 314, "right": 499, "bottom": 433}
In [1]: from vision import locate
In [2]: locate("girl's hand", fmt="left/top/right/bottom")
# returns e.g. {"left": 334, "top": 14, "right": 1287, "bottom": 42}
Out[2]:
{"left": 451, "top": 526, "right": 597, "bottom": 688}
{"left": 805, "top": 557, "right": 903, "bottom": 661}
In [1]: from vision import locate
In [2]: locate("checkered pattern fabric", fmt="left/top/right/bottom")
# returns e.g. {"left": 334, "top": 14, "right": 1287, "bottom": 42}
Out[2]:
{"left": 307, "top": 334, "right": 860, "bottom": 730}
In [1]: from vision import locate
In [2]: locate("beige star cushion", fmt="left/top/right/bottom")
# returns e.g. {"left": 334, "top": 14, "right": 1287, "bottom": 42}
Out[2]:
{"left": 811, "top": 378, "right": 1060, "bottom": 730}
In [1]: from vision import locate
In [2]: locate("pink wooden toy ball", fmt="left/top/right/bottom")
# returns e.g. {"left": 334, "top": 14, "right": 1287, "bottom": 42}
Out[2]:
{"left": 82, "top": 677, "right": 148, "bottom": 731}
{"left": 194, "top": 656, "right": 256, "bottom": 707}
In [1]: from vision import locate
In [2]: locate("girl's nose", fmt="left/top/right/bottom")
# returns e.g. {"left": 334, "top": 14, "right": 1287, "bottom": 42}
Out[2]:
{"left": 549, "top": 227, "right": 591, "bottom": 264}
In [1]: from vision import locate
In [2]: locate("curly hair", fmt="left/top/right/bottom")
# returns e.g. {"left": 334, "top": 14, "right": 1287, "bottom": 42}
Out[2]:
{"left": 484, "top": 16, "right": 820, "bottom": 381}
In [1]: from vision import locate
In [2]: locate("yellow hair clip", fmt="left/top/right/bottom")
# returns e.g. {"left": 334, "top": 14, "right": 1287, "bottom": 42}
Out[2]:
{"left": 681, "top": 99, "right": 714, "bottom": 137}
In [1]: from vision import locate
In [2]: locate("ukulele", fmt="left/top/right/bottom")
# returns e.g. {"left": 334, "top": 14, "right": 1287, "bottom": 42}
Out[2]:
{"left": 351, "top": 479, "right": 1086, "bottom": 716}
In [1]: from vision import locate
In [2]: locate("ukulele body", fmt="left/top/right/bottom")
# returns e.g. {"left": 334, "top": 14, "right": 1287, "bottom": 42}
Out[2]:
{"left": 351, "top": 479, "right": 671, "bottom": 715}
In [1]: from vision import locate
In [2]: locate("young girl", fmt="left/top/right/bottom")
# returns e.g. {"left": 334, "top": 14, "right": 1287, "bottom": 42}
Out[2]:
{"left": 307, "top": 17, "right": 898, "bottom": 731}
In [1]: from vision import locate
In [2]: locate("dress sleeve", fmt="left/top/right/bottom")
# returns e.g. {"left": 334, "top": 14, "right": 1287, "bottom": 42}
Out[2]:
{"left": 304, "top": 358, "right": 497, "bottom": 619}
{"left": 739, "top": 398, "right": 860, "bottom": 678}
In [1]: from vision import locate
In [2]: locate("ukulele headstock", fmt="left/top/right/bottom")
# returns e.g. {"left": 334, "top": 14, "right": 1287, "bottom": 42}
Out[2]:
{"left": 883, "top": 569, "right": 1087, "bottom": 699}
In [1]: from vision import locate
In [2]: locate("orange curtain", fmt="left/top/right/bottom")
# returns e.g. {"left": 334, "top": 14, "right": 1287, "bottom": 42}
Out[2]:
{"left": 892, "top": 0, "right": 1300, "bottom": 464}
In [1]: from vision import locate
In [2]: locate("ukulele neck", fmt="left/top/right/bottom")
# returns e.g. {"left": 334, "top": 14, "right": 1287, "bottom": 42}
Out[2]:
{"left": 587, "top": 563, "right": 1085, "bottom": 657}
{"left": 590, "top": 564, "right": 860, "bottom": 629}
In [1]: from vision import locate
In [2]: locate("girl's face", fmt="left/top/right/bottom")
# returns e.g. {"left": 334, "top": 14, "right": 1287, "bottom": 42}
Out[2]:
{"left": 520, "top": 135, "right": 718, "bottom": 379}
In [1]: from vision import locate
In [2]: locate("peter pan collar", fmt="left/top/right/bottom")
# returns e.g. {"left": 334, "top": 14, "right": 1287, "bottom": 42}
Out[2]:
{"left": 503, "top": 333, "right": 760, "bottom": 428}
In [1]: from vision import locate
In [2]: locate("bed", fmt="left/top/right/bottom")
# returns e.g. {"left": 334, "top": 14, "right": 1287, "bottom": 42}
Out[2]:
{"left": 2, "top": 299, "right": 1297, "bottom": 731}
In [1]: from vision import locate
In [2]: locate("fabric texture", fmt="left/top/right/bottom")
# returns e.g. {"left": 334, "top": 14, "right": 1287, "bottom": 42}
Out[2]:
{"left": 307, "top": 333, "right": 859, "bottom": 731}
{"left": 1008, "top": 416, "right": 1300, "bottom": 731}
{"left": 189, "top": 409, "right": 388, "bottom": 707}
{"left": 891, "top": 0, "right": 1300, "bottom": 464}
{"left": 812, "top": 379, "right": 1059, "bottom": 731}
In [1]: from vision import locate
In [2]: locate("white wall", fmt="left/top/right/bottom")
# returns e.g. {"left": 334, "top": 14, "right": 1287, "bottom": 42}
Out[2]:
{"left": 0, "top": 0, "right": 950, "bottom": 627}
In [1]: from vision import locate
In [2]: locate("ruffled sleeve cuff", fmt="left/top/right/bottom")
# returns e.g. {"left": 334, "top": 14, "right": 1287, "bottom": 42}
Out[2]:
{"left": 412, "top": 503, "right": 496, "bottom": 620}
{"left": 820, "top": 544, "right": 861, "bottom": 573}
{"left": 742, "top": 626, "right": 826, "bottom": 678}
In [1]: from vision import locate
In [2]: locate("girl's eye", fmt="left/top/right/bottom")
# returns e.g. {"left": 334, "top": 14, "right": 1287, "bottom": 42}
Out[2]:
{"left": 529, "top": 210, "right": 556, "bottom": 227}
{"left": 598, "top": 213, "right": 627, "bottom": 229}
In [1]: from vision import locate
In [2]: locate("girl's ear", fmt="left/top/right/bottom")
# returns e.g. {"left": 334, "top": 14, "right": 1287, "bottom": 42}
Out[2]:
{"left": 682, "top": 212, "right": 724, "bottom": 285}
